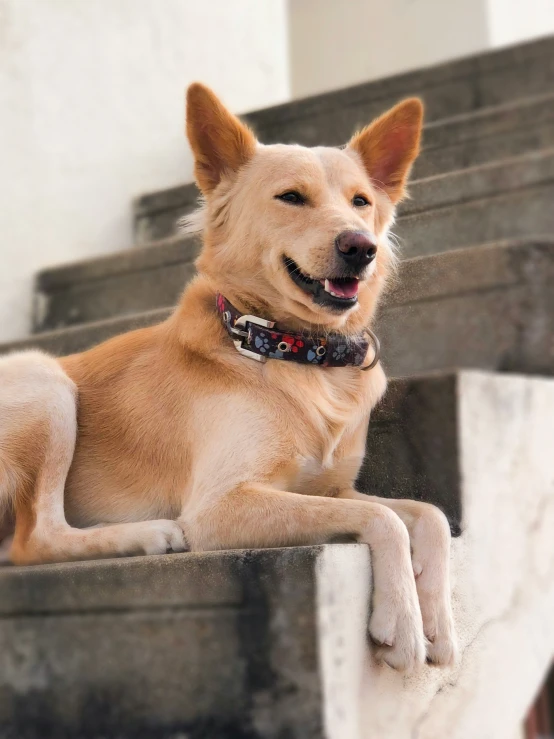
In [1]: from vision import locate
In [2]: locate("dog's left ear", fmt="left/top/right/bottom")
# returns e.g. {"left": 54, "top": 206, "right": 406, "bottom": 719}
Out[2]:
{"left": 347, "top": 98, "right": 423, "bottom": 203}
{"left": 186, "top": 83, "right": 257, "bottom": 195}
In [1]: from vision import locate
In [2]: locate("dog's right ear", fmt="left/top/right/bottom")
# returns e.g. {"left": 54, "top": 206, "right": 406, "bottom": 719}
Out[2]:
{"left": 186, "top": 83, "right": 257, "bottom": 195}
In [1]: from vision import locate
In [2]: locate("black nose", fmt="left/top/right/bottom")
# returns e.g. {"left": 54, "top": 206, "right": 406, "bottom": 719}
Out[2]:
{"left": 335, "top": 231, "right": 377, "bottom": 269}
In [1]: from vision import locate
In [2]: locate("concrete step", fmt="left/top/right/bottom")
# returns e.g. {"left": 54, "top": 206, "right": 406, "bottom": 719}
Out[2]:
{"left": 378, "top": 239, "right": 554, "bottom": 378}
{"left": 396, "top": 149, "right": 554, "bottom": 258}
{"left": 134, "top": 92, "right": 554, "bottom": 244}
{"left": 35, "top": 151, "right": 554, "bottom": 332}
{"left": 34, "top": 234, "right": 200, "bottom": 333}
{"left": 1, "top": 369, "right": 553, "bottom": 738}
{"left": 23, "top": 238, "right": 554, "bottom": 382}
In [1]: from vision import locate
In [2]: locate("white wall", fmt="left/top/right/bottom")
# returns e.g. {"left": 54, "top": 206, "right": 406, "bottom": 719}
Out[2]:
{"left": 288, "top": 0, "right": 490, "bottom": 99}
{"left": 0, "top": 0, "right": 290, "bottom": 341}
{"left": 288, "top": 0, "right": 554, "bottom": 100}
{"left": 487, "top": 0, "right": 554, "bottom": 47}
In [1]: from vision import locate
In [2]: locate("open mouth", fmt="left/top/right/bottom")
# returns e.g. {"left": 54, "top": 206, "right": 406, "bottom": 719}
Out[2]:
{"left": 283, "top": 256, "right": 360, "bottom": 311}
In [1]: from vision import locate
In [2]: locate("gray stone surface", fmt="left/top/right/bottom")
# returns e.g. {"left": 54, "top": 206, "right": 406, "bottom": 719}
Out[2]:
{"left": 2, "top": 308, "right": 170, "bottom": 356}
{"left": 377, "top": 239, "right": 554, "bottom": 377}
{"left": 0, "top": 546, "right": 329, "bottom": 738}
{"left": 34, "top": 235, "right": 200, "bottom": 332}
{"left": 402, "top": 147, "right": 554, "bottom": 216}
{"left": 34, "top": 150, "right": 554, "bottom": 332}
{"left": 395, "top": 149, "right": 554, "bottom": 258}
{"left": 358, "top": 373, "right": 462, "bottom": 528}
{"left": 416, "top": 92, "right": 554, "bottom": 177}
{"left": 133, "top": 88, "right": 554, "bottom": 244}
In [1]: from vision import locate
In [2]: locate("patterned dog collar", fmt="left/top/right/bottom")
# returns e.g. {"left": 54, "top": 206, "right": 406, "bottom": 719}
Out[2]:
{"left": 216, "top": 293, "right": 380, "bottom": 370}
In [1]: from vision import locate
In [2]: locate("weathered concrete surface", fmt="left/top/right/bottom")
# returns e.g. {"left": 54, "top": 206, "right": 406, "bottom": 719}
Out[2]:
{"left": 377, "top": 239, "right": 554, "bottom": 377}
{"left": 355, "top": 371, "right": 554, "bottom": 739}
{"left": 1, "top": 371, "right": 552, "bottom": 738}
{"left": 415, "top": 92, "right": 554, "bottom": 179}
{"left": 14, "top": 240, "right": 553, "bottom": 386}
{"left": 2, "top": 308, "right": 170, "bottom": 356}
{"left": 357, "top": 373, "right": 462, "bottom": 529}
{"left": 0, "top": 547, "right": 329, "bottom": 738}
{"left": 133, "top": 94, "right": 554, "bottom": 244}
{"left": 34, "top": 234, "right": 199, "bottom": 332}
{"left": 396, "top": 149, "right": 554, "bottom": 258}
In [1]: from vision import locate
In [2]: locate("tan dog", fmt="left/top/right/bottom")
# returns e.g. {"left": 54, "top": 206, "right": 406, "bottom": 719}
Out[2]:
{"left": 0, "top": 85, "right": 456, "bottom": 672}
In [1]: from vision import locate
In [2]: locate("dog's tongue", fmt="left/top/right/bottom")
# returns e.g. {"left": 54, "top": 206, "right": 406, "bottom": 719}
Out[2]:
{"left": 322, "top": 278, "right": 359, "bottom": 299}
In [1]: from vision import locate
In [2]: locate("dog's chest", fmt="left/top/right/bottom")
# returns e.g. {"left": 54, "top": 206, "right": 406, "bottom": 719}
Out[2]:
{"left": 272, "top": 364, "right": 385, "bottom": 491}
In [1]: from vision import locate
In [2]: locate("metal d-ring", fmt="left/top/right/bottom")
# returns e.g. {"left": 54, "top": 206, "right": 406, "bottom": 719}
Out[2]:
{"left": 360, "top": 328, "right": 381, "bottom": 371}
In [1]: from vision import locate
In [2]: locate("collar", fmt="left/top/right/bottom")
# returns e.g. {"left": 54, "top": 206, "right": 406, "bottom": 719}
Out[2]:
{"left": 216, "top": 293, "right": 380, "bottom": 370}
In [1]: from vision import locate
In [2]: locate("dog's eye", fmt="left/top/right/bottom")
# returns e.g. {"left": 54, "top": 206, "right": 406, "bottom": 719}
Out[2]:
{"left": 276, "top": 191, "right": 305, "bottom": 205}
{"left": 352, "top": 195, "right": 370, "bottom": 207}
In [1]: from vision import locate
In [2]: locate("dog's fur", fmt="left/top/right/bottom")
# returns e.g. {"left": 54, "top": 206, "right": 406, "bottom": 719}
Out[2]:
{"left": 0, "top": 85, "right": 456, "bottom": 672}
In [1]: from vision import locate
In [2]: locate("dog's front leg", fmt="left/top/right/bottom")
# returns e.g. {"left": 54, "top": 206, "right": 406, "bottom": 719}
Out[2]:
{"left": 181, "top": 484, "right": 425, "bottom": 673}
{"left": 339, "top": 489, "right": 457, "bottom": 666}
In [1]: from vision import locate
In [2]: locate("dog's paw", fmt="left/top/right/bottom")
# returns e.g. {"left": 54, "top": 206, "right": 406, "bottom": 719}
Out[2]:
{"left": 368, "top": 583, "right": 426, "bottom": 673}
{"left": 416, "top": 578, "right": 458, "bottom": 667}
{"left": 425, "top": 611, "right": 458, "bottom": 667}
{"left": 411, "top": 506, "right": 458, "bottom": 667}
{"left": 139, "top": 520, "right": 188, "bottom": 556}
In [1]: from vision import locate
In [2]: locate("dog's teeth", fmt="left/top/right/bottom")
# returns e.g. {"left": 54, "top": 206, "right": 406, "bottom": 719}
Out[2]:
{"left": 324, "top": 279, "right": 331, "bottom": 293}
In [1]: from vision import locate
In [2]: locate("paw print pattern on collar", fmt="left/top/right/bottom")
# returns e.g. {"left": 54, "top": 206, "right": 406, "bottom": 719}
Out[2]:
{"left": 217, "top": 293, "right": 380, "bottom": 370}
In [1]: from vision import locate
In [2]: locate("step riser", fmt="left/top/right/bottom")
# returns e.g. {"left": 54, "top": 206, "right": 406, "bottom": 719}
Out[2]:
{"left": 416, "top": 118, "right": 554, "bottom": 179}
{"left": 397, "top": 181, "right": 554, "bottom": 258}
{"left": 378, "top": 242, "right": 554, "bottom": 378}
{"left": 36, "top": 261, "right": 196, "bottom": 333}
{"left": 0, "top": 548, "right": 330, "bottom": 739}
{"left": 134, "top": 95, "right": 554, "bottom": 244}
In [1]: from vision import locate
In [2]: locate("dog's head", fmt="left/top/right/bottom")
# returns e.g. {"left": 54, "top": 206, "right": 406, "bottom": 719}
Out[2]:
{"left": 184, "top": 84, "right": 423, "bottom": 332}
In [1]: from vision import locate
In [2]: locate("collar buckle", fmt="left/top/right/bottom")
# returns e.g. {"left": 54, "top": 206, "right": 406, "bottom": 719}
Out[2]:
{"left": 232, "top": 313, "right": 275, "bottom": 363}
{"left": 360, "top": 327, "right": 381, "bottom": 371}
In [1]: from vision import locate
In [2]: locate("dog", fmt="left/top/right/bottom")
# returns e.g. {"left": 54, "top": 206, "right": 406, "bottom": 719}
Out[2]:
{"left": 0, "top": 84, "right": 456, "bottom": 672}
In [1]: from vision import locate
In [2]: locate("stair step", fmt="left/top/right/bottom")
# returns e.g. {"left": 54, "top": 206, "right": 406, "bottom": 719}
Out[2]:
{"left": 34, "top": 234, "right": 199, "bottom": 333}
{"left": 6, "top": 240, "right": 553, "bottom": 381}
{"left": 2, "top": 370, "right": 553, "bottom": 738}
{"left": 134, "top": 92, "right": 554, "bottom": 244}
{"left": 396, "top": 149, "right": 554, "bottom": 258}
{"left": 378, "top": 239, "right": 554, "bottom": 377}
{"left": 0, "top": 545, "right": 342, "bottom": 738}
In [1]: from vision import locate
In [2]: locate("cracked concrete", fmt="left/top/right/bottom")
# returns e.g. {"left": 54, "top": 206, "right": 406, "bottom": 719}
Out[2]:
{"left": 318, "top": 371, "right": 554, "bottom": 739}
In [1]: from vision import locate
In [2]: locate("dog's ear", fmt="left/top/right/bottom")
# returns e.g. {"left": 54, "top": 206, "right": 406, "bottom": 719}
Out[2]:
{"left": 186, "top": 83, "right": 257, "bottom": 195}
{"left": 347, "top": 98, "right": 423, "bottom": 203}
